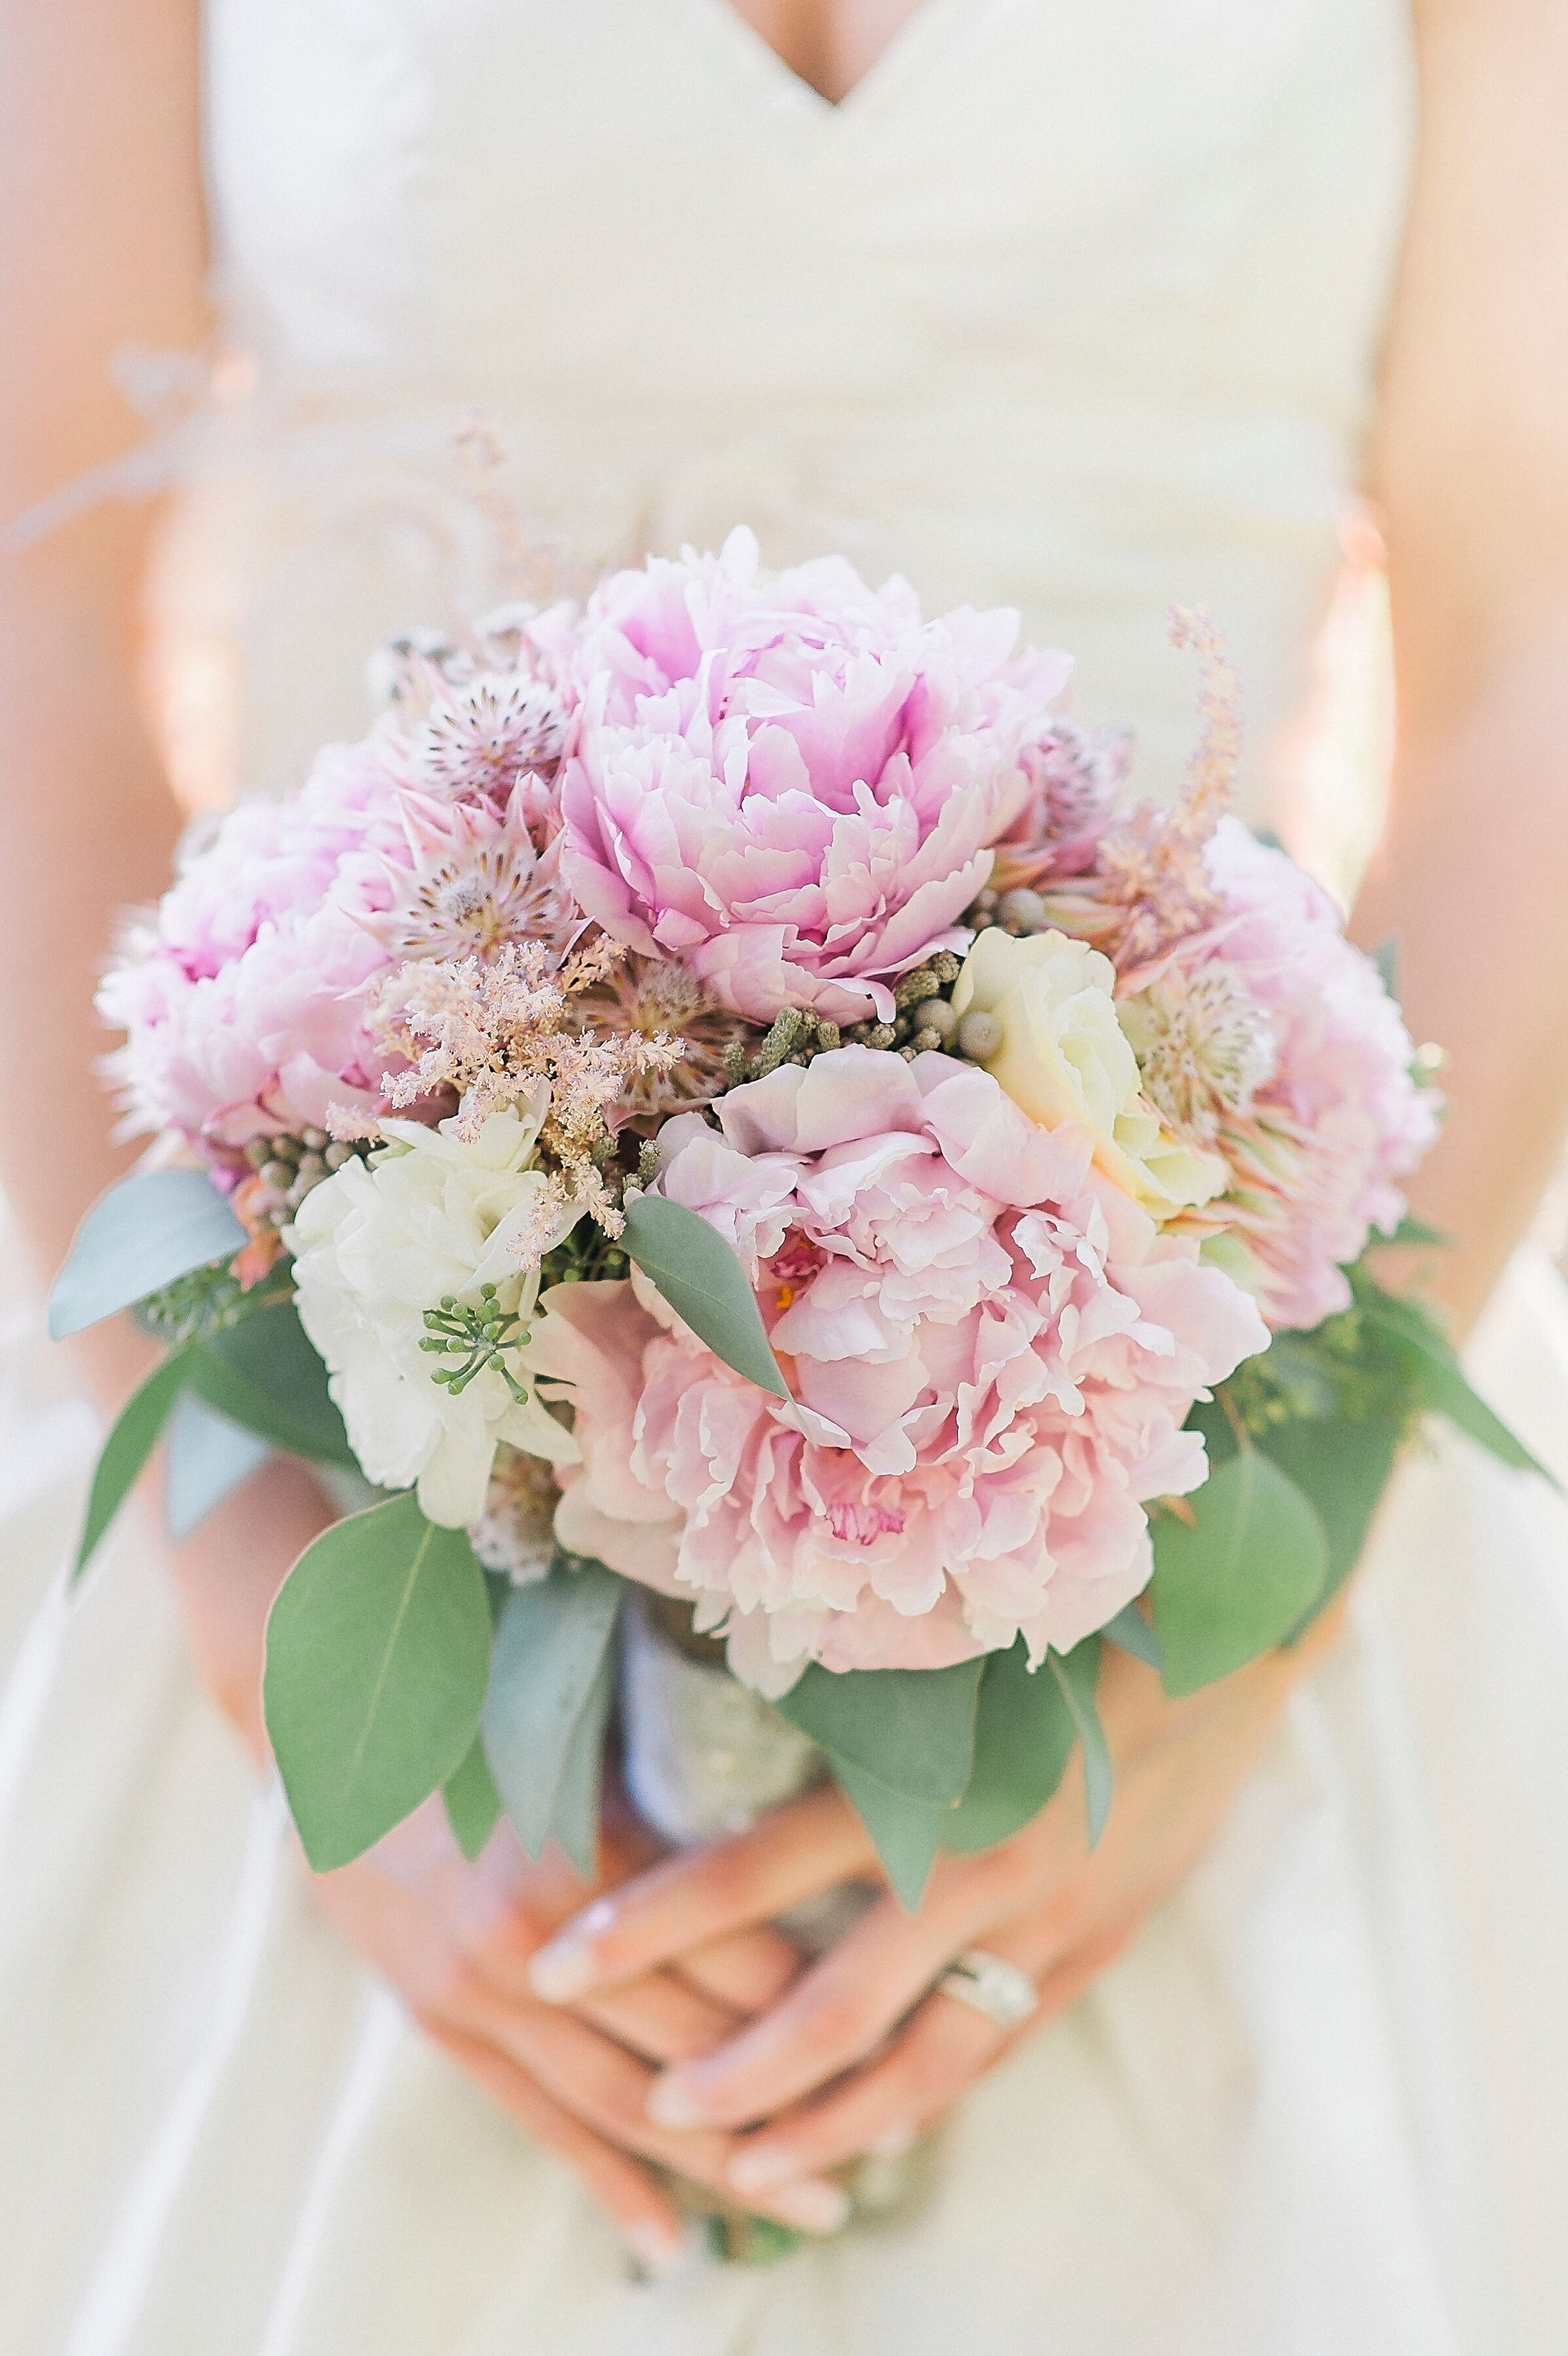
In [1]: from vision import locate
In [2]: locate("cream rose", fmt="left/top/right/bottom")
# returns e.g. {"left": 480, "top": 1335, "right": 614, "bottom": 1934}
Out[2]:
{"left": 950, "top": 927, "right": 1225, "bottom": 1216}
{"left": 289, "top": 1099, "right": 580, "bottom": 1528}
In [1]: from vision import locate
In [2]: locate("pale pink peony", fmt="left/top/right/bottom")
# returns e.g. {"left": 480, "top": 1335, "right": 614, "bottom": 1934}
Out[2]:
{"left": 1128, "top": 817, "right": 1440, "bottom": 1329}
{"left": 100, "top": 741, "right": 411, "bottom": 1149}
{"left": 529, "top": 1046, "right": 1266, "bottom": 1690}
{"left": 559, "top": 529, "right": 1072, "bottom": 1024}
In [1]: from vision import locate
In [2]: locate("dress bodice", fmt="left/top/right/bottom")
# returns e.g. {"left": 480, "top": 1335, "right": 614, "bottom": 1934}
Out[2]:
{"left": 173, "top": 0, "right": 1415, "bottom": 812}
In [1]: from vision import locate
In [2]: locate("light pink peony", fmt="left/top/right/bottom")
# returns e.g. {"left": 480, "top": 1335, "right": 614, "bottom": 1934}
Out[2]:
{"left": 529, "top": 1046, "right": 1266, "bottom": 1690}
{"left": 1130, "top": 817, "right": 1440, "bottom": 1330}
{"left": 559, "top": 529, "right": 1072, "bottom": 1024}
{"left": 101, "top": 742, "right": 410, "bottom": 1149}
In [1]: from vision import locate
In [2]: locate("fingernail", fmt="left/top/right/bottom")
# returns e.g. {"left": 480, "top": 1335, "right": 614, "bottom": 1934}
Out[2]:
{"left": 626, "top": 2219, "right": 686, "bottom": 2281}
{"left": 870, "top": 2122, "right": 916, "bottom": 2161}
{"left": 768, "top": 2179, "right": 851, "bottom": 2236}
{"left": 728, "top": 2146, "right": 802, "bottom": 2197}
{"left": 646, "top": 2073, "right": 709, "bottom": 2130}
{"left": 527, "top": 1941, "right": 594, "bottom": 2003}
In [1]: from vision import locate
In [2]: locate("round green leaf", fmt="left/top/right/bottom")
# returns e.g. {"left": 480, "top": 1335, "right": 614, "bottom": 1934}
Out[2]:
{"left": 832, "top": 1760, "right": 946, "bottom": 1909}
{"left": 50, "top": 1169, "right": 243, "bottom": 1340}
{"left": 188, "top": 1300, "right": 357, "bottom": 1469}
{"left": 620, "top": 1194, "right": 789, "bottom": 1399}
{"left": 264, "top": 1492, "right": 493, "bottom": 1870}
{"left": 775, "top": 1656, "right": 983, "bottom": 1807}
{"left": 1151, "top": 1451, "right": 1328, "bottom": 1698}
{"left": 482, "top": 1560, "right": 622, "bottom": 1871}
{"left": 942, "top": 1639, "right": 1078, "bottom": 1855}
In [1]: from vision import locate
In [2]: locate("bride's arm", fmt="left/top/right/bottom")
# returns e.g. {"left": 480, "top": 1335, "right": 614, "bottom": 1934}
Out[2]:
{"left": 0, "top": 1, "right": 844, "bottom": 2266}
{"left": 1354, "top": 0, "right": 1568, "bottom": 1329}
{"left": 526, "top": 0, "right": 1568, "bottom": 2185}
{"left": 0, "top": 0, "right": 201, "bottom": 1389}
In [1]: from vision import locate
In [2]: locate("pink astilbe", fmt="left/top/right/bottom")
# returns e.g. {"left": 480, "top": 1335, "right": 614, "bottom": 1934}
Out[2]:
{"left": 1040, "top": 608, "right": 1241, "bottom": 969}
{"left": 529, "top": 1047, "right": 1266, "bottom": 1690}
{"left": 559, "top": 529, "right": 1073, "bottom": 1024}
{"left": 370, "top": 940, "right": 685, "bottom": 1241}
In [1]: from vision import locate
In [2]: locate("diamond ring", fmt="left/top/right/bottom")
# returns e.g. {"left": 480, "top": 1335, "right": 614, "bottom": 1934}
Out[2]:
{"left": 934, "top": 1948, "right": 1039, "bottom": 2029}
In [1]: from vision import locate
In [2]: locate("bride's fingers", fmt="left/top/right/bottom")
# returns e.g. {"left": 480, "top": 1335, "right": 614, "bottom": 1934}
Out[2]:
{"left": 673, "top": 1924, "right": 805, "bottom": 2015}
{"left": 577, "top": 1970, "right": 745, "bottom": 2065}
{"left": 728, "top": 1993, "right": 1008, "bottom": 2194}
{"left": 722, "top": 1916, "right": 1137, "bottom": 2190}
{"left": 528, "top": 1785, "right": 874, "bottom": 2002}
{"left": 640, "top": 1872, "right": 1011, "bottom": 2130}
{"left": 462, "top": 1989, "right": 853, "bottom": 2239}
{"left": 424, "top": 2021, "right": 687, "bottom": 2277}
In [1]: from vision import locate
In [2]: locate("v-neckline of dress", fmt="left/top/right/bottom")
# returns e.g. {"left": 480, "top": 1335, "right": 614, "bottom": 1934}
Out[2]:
{"left": 690, "top": 0, "right": 973, "bottom": 122}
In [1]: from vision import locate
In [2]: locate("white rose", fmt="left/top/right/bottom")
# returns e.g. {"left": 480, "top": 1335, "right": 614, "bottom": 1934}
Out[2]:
{"left": 950, "top": 927, "right": 1225, "bottom": 1216}
{"left": 289, "top": 1099, "right": 580, "bottom": 1528}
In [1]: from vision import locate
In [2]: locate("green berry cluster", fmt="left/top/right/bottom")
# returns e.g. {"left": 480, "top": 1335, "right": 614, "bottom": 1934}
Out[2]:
{"left": 138, "top": 1254, "right": 293, "bottom": 1346}
{"left": 419, "top": 1285, "right": 535, "bottom": 1402}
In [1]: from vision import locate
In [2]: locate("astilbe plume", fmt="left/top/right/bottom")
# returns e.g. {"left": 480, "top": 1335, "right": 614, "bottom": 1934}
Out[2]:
{"left": 1039, "top": 607, "right": 1241, "bottom": 969}
{"left": 362, "top": 940, "right": 685, "bottom": 1255}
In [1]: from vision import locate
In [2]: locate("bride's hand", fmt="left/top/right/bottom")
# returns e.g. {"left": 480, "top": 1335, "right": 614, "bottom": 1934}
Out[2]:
{"left": 305, "top": 1785, "right": 857, "bottom": 2265}
{"left": 171, "top": 1463, "right": 846, "bottom": 2262}
{"left": 525, "top": 1630, "right": 1337, "bottom": 2202}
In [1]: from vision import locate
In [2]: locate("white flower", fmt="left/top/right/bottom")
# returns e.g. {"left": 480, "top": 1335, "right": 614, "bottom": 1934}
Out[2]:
{"left": 951, "top": 927, "right": 1226, "bottom": 1216}
{"left": 289, "top": 1099, "right": 580, "bottom": 1527}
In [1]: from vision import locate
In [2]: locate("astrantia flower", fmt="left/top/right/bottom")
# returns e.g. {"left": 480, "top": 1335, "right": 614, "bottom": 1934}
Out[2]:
{"left": 560, "top": 528, "right": 1073, "bottom": 1024}
{"left": 360, "top": 785, "right": 578, "bottom": 965}
{"left": 290, "top": 1103, "right": 580, "bottom": 1527}
{"left": 408, "top": 672, "right": 570, "bottom": 803}
{"left": 1127, "top": 817, "right": 1440, "bottom": 1328}
{"left": 1119, "top": 963, "right": 1277, "bottom": 1147}
{"left": 527, "top": 1047, "right": 1266, "bottom": 1690}
{"left": 573, "top": 955, "right": 755, "bottom": 1122}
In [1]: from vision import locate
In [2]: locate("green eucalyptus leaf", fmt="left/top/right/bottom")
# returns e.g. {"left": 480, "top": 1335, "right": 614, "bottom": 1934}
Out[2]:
{"left": 1048, "top": 1639, "right": 1113, "bottom": 1849}
{"left": 264, "top": 1493, "right": 493, "bottom": 1872}
{"left": 942, "top": 1640, "right": 1078, "bottom": 1855}
{"left": 830, "top": 1758, "right": 946, "bottom": 1909}
{"left": 443, "top": 1733, "right": 504, "bottom": 1861}
{"left": 50, "top": 1169, "right": 244, "bottom": 1340}
{"left": 1150, "top": 1450, "right": 1328, "bottom": 1698}
{"left": 482, "top": 1559, "right": 623, "bottom": 1869}
{"left": 775, "top": 1656, "right": 983, "bottom": 1808}
{"left": 620, "top": 1195, "right": 789, "bottom": 1401}
{"left": 164, "top": 1389, "right": 272, "bottom": 1541}
{"left": 187, "top": 1300, "right": 357, "bottom": 1470}
{"left": 544, "top": 1641, "right": 617, "bottom": 1877}
{"left": 1257, "top": 1412, "right": 1404, "bottom": 1626}
{"left": 1100, "top": 1603, "right": 1164, "bottom": 1670}
{"left": 1374, "top": 936, "right": 1399, "bottom": 999}
{"left": 75, "top": 1349, "right": 190, "bottom": 1579}
{"left": 1361, "top": 1300, "right": 1557, "bottom": 1487}
{"left": 1388, "top": 1213, "right": 1451, "bottom": 1251}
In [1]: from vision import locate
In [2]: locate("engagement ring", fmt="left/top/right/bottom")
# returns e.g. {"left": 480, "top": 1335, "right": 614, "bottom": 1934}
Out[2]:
{"left": 935, "top": 1950, "right": 1039, "bottom": 2030}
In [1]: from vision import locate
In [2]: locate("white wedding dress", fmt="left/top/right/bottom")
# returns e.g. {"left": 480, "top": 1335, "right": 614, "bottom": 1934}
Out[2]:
{"left": 7, "top": 4, "right": 1568, "bottom": 2349}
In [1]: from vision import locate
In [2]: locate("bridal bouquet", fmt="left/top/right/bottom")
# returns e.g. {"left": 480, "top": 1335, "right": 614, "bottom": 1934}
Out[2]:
{"left": 53, "top": 529, "right": 1541, "bottom": 1903}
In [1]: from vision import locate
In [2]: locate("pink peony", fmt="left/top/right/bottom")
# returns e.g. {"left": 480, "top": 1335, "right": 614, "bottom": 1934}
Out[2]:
{"left": 529, "top": 1046, "right": 1266, "bottom": 1690}
{"left": 559, "top": 529, "right": 1071, "bottom": 1024}
{"left": 1126, "top": 817, "right": 1440, "bottom": 1330}
{"left": 100, "top": 741, "right": 410, "bottom": 1149}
